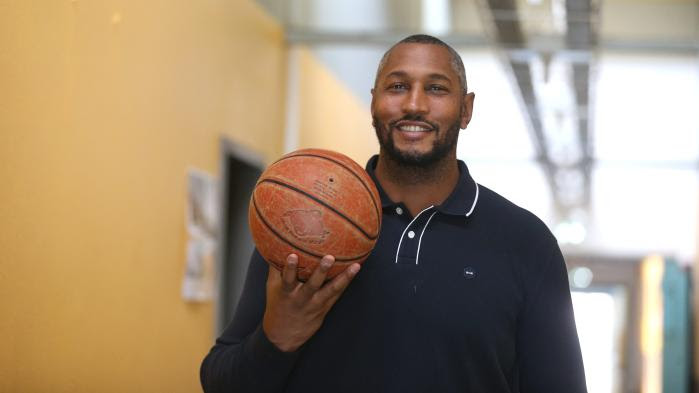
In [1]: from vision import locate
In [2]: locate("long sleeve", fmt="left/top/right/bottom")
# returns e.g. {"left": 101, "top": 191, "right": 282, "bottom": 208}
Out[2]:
{"left": 200, "top": 250, "right": 301, "bottom": 393}
{"left": 517, "top": 241, "right": 588, "bottom": 393}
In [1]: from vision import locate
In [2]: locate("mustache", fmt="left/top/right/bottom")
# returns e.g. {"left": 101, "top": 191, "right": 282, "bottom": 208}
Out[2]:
{"left": 388, "top": 115, "right": 439, "bottom": 130}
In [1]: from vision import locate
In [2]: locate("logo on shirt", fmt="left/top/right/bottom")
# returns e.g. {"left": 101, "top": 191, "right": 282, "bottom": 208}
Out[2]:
{"left": 463, "top": 266, "right": 476, "bottom": 280}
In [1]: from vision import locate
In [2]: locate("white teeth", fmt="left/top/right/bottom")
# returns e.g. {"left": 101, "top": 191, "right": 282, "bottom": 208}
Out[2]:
{"left": 399, "top": 125, "right": 429, "bottom": 132}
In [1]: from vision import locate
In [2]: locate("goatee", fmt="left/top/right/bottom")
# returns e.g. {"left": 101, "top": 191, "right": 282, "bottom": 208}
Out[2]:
{"left": 372, "top": 115, "right": 462, "bottom": 185}
{"left": 372, "top": 115, "right": 461, "bottom": 168}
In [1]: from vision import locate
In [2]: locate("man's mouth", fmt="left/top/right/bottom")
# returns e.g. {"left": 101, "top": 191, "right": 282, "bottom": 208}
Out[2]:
{"left": 398, "top": 124, "right": 430, "bottom": 132}
{"left": 393, "top": 120, "right": 435, "bottom": 133}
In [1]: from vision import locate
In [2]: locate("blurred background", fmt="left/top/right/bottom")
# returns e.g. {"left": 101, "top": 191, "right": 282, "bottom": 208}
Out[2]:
{"left": 1, "top": 0, "right": 698, "bottom": 392}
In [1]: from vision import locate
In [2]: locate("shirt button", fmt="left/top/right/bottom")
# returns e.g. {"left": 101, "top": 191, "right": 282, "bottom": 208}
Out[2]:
{"left": 395, "top": 207, "right": 403, "bottom": 215}
{"left": 408, "top": 230, "right": 415, "bottom": 239}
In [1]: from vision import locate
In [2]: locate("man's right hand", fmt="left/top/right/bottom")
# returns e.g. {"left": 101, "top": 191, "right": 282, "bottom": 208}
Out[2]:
{"left": 262, "top": 254, "right": 361, "bottom": 352}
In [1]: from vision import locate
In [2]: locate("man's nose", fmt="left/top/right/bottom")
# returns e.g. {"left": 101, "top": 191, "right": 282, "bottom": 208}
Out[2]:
{"left": 402, "top": 87, "right": 428, "bottom": 115}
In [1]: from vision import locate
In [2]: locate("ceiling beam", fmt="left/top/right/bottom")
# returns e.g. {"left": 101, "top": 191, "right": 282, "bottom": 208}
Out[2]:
{"left": 285, "top": 30, "right": 699, "bottom": 55}
{"left": 478, "top": 0, "right": 570, "bottom": 218}
{"left": 565, "top": 0, "right": 598, "bottom": 216}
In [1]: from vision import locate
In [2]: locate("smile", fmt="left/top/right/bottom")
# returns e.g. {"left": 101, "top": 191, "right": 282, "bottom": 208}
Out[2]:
{"left": 394, "top": 120, "right": 435, "bottom": 133}
{"left": 398, "top": 125, "right": 431, "bottom": 132}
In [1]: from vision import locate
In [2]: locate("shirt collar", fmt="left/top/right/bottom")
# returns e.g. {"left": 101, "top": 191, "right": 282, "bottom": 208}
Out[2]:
{"left": 365, "top": 155, "right": 479, "bottom": 218}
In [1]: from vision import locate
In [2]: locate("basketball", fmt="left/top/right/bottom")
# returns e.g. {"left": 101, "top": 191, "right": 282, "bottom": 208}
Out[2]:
{"left": 249, "top": 148, "right": 382, "bottom": 281}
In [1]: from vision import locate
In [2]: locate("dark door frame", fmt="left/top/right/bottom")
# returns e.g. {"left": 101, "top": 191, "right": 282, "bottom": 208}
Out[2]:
{"left": 215, "top": 137, "right": 265, "bottom": 336}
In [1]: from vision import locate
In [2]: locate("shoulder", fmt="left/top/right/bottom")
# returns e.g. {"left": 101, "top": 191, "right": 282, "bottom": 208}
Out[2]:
{"left": 471, "top": 184, "right": 557, "bottom": 251}
{"left": 470, "top": 185, "right": 567, "bottom": 298}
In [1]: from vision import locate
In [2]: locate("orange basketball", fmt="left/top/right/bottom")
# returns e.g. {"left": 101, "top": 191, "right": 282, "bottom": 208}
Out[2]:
{"left": 249, "top": 148, "right": 382, "bottom": 281}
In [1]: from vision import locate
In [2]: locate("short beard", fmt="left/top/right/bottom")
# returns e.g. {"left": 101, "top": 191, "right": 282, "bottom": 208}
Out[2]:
{"left": 372, "top": 115, "right": 462, "bottom": 185}
{"left": 372, "top": 115, "right": 461, "bottom": 168}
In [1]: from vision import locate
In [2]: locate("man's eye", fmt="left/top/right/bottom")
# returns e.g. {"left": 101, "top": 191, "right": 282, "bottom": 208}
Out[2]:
{"left": 389, "top": 83, "right": 408, "bottom": 90}
{"left": 428, "top": 85, "right": 447, "bottom": 92}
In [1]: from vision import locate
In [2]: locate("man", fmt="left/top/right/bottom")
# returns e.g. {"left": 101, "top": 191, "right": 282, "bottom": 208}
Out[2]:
{"left": 201, "top": 34, "right": 587, "bottom": 393}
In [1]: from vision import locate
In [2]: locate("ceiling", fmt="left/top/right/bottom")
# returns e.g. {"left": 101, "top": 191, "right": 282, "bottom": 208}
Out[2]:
{"left": 256, "top": 0, "right": 699, "bottom": 262}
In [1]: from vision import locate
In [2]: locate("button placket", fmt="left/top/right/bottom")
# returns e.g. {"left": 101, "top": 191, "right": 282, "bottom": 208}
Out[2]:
{"left": 395, "top": 206, "right": 435, "bottom": 265}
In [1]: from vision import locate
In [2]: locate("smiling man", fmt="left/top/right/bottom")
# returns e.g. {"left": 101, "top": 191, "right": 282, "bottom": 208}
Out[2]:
{"left": 201, "top": 35, "right": 588, "bottom": 393}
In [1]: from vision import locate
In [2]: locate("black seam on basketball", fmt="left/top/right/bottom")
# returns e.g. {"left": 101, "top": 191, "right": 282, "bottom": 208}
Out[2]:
{"left": 252, "top": 193, "right": 372, "bottom": 262}
{"left": 259, "top": 178, "right": 377, "bottom": 241}
{"left": 270, "top": 153, "right": 380, "bottom": 231}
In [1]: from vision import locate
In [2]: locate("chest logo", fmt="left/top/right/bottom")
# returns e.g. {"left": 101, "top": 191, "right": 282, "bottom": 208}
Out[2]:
{"left": 463, "top": 266, "right": 476, "bottom": 280}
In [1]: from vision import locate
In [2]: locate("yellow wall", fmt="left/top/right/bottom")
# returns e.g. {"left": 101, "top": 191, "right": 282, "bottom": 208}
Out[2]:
{"left": 0, "top": 0, "right": 379, "bottom": 390}
{"left": 0, "top": 1, "right": 285, "bottom": 391}
{"left": 297, "top": 47, "right": 378, "bottom": 166}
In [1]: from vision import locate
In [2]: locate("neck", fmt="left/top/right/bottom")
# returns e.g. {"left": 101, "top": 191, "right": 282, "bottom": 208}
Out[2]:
{"left": 375, "top": 151, "right": 460, "bottom": 216}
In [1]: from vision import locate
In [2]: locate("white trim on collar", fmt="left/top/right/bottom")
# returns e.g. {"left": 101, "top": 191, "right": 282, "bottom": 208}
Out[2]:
{"left": 415, "top": 211, "right": 438, "bottom": 265}
{"left": 394, "top": 205, "right": 434, "bottom": 264}
{"left": 465, "top": 180, "right": 479, "bottom": 217}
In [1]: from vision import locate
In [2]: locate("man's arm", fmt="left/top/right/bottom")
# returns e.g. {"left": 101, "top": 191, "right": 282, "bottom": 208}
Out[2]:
{"left": 517, "top": 242, "right": 588, "bottom": 393}
{"left": 200, "top": 250, "right": 361, "bottom": 393}
{"left": 200, "top": 250, "right": 300, "bottom": 393}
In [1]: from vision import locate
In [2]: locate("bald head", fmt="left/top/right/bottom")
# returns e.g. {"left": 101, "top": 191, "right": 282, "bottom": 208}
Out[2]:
{"left": 374, "top": 34, "right": 468, "bottom": 93}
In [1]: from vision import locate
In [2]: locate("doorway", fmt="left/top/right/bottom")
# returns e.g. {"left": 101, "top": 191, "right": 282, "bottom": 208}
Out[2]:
{"left": 567, "top": 255, "right": 642, "bottom": 393}
{"left": 215, "top": 138, "right": 264, "bottom": 335}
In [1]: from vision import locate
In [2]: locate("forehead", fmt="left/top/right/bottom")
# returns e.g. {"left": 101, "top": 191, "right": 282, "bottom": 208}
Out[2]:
{"left": 379, "top": 43, "right": 455, "bottom": 80}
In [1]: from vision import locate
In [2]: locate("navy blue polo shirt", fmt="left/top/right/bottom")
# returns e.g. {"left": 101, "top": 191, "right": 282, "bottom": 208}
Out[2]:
{"left": 201, "top": 156, "right": 587, "bottom": 393}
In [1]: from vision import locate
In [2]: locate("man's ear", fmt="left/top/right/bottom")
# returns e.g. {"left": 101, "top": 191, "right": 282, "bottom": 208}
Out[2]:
{"left": 370, "top": 88, "right": 376, "bottom": 115}
{"left": 460, "top": 92, "right": 475, "bottom": 129}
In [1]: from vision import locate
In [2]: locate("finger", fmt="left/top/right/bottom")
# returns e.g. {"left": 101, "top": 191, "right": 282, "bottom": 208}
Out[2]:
{"left": 298, "top": 255, "right": 334, "bottom": 301}
{"left": 266, "top": 260, "right": 282, "bottom": 289}
{"left": 281, "top": 254, "right": 299, "bottom": 292}
{"left": 316, "top": 263, "right": 360, "bottom": 305}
